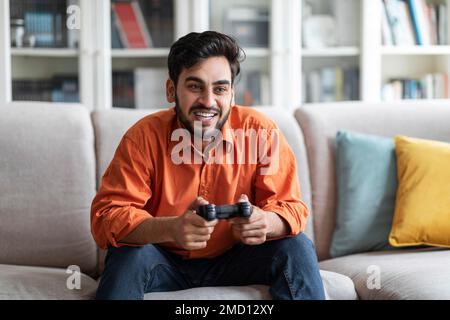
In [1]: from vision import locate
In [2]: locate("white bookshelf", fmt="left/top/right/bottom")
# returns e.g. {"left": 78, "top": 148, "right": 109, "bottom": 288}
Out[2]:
{"left": 242, "top": 48, "right": 271, "bottom": 58}
{"left": 375, "top": 0, "right": 450, "bottom": 101}
{"left": 302, "top": 47, "right": 360, "bottom": 57}
{"left": 11, "top": 48, "right": 79, "bottom": 57}
{"left": 1, "top": 0, "right": 450, "bottom": 109}
{"left": 381, "top": 46, "right": 450, "bottom": 55}
{"left": 111, "top": 48, "right": 169, "bottom": 58}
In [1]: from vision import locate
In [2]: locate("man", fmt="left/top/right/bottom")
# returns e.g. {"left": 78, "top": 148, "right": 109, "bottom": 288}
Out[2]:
{"left": 91, "top": 31, "right": 325, "bottom": 300}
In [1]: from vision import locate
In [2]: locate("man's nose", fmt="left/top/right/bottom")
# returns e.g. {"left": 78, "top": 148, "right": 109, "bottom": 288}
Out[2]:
{"left": 198, "top": 89, "right": 215, "bottom": 107}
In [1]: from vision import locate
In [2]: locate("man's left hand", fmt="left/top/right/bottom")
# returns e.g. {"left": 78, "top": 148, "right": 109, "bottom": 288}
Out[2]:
{"left": 229, "top": 194, "right": 280, "bottom": 245}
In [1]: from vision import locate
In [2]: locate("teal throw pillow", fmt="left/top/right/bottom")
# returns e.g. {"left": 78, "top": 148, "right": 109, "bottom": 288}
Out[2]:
{"left": 330, "top": 130, "right": 397, "bottom": 257}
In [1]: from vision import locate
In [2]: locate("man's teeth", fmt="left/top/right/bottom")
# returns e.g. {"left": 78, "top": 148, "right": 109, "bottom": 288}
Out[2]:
{"left": 194, "top": 112, "right": 216, "bottom": 118}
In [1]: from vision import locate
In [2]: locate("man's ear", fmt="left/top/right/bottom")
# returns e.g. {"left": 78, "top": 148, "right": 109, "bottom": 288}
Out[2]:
{"left": 166, "top": 79, "right": 175, "bottom": 103}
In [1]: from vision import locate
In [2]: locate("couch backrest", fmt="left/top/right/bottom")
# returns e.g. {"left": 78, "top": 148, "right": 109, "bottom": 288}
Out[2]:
{"left": 91, "top": 107, "right": 314, "bottom": 249}
{"left": 295, "top": 100, "right": 450, "bottom": 261}
{"left": 0, "top": 103, "right": 98, "bottom": 277}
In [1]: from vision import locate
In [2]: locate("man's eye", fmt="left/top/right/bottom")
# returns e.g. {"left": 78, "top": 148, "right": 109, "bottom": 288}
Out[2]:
{"left": 215, "top": 87, "right": 227, "bottom": 93}
{"left": 188, "top": 84, "right": 201, "bottom": 90}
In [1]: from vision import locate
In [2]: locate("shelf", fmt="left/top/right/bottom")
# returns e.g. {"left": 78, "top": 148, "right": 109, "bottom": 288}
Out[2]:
{"left": 111, "top": 48, "right": 170, "bottom": 58}
{"left": 381, "top": 46, "right": 450, "bottom": 56}
{"left": 11, "top": 48, "right": 79, "bottom": 57}
{"left": 302, "top": 47, "right": 360, "bottom": 57}
{"left": 242, "top": 48, "right": 271, "bottom": 58}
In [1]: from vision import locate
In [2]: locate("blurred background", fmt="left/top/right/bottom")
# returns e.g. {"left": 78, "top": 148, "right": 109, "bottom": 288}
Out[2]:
{"left": 1, "top": 0, "right": 449, "bottom": 110}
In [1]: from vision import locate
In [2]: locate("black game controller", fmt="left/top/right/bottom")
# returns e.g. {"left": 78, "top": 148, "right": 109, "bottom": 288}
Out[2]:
{"left": 197, "top": 202, "right": 253, "bottom": 221}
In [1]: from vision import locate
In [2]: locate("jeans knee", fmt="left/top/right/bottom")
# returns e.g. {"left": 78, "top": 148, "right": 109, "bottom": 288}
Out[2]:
{"left": 274, "top": 233, "right": 317, "bottom": 259}
{"left": 105, "top": 245, "right": 159, "bottom": 271}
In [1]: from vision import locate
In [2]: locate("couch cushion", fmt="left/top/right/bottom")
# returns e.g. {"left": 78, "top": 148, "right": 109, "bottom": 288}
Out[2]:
{"left": 0, "top": 103, "right": 98, "bottom": 277}
{"left": 389, "top": 136, "right": 450, "bottom": 248}
{"left": 0, "top": 264, "right": 98, "bottom": 300}
{"left": 143, "top": 270, "right": 357, "bottom": 300}
{"left": 294, "top": 101, "right": 450, "bottom": 260}
{"left": 144, "top": 285, "right": 271, "bottom": 300}
{"left": 319, "top": 248, "right": 450, "bottom": 299}
{"left": 331, "top": 131, "right": 397, "bottom": 257}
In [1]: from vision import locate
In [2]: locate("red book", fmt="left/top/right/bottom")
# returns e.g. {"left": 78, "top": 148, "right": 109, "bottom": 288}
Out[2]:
{"left": 113, "top": 1, "right": 153, "bottom": 48}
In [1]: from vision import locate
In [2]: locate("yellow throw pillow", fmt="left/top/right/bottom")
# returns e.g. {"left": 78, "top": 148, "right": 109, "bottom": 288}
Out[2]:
{"left": 389, "top": 135, "right": 450, "bottom": 248}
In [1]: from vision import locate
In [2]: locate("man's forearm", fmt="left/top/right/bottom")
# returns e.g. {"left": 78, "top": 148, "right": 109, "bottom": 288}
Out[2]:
{"left": 266, "top": 211, "right": 290, "bottom": 239}
{"left": 119, "top": 216, "right": 177, "bottom": 246}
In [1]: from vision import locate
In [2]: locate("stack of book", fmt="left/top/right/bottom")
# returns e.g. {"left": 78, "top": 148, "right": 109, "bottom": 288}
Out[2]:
{"left": 304, "top": 66, "right": 360, "bottom": 103}
{"left": 10, "top": 0, "right": 79, "bottom": 48}
{"left": 223, "top": 6, "right": 269, "bottom": 48}
{"left": 382, "top": 73, "right": 450, "bottom": 100}
{"left": 13, "top": 75, "right": 79, "bottom": 102}
{"left": 111, "top": 0, "right": 174, "bottom": 49}
{"left": 113, "top": 68, "right": 169, "bottom": 109}
{"left": 235, "top": 70, "right": 270, "bottom": 106}
{"left": 382, "top": 0, "right": 448, "bottom": 46}
{"left": 112, "top": 71, "right": 135, "bottom": 108}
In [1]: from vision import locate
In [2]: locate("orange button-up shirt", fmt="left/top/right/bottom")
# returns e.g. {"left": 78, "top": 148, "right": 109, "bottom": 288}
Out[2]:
{"left": 91, "top": 105, "right": 309, "bottom": 259}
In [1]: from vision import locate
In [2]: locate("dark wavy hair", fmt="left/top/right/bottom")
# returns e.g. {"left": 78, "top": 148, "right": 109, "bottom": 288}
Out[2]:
{"left": 168, "top": 31, "right": 245, "bottom": 86}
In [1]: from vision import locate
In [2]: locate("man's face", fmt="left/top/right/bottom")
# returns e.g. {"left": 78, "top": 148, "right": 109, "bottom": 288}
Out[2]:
{"left": 166, "top": 56, "right": 234, "bottom": 138}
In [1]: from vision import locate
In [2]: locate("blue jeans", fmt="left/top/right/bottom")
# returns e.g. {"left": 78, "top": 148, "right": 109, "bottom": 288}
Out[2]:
{"left": 95, "top": 233, "right": 325, "bottom": 300}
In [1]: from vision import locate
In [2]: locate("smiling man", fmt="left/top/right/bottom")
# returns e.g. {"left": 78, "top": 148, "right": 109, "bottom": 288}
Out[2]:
{"left": 91, "top": 31, "right": 325, "bottom": 300}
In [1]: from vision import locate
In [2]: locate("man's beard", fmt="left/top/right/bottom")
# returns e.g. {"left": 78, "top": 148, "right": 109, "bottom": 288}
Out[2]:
{"left": 174, "top": 95, "right": 232, "bottom": 139}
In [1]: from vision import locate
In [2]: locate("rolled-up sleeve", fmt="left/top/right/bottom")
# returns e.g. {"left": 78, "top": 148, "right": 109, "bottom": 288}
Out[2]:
{"left": 254, "top": 126, "right": 309, "bottom": 237}
{"left": 90, "top": 136, "right": 153, "bottom": 249}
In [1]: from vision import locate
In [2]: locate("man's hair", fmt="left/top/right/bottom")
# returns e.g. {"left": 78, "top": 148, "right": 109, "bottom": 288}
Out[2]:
{"left": 167, "top": 31, "right": 245, "bottom": 86}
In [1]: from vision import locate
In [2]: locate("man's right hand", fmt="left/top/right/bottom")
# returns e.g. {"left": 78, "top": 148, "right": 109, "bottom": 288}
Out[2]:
{"left": 171, "top": 197, "right": 218, "bottom": 250}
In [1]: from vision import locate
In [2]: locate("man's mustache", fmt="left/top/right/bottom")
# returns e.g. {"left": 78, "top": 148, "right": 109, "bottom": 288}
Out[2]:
{"left": 189, "top": 105, "right": 221, "bottom": 115}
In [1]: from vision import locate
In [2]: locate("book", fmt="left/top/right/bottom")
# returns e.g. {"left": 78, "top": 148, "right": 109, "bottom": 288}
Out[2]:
{"left": 139, "top": 0, "right": 174, "bottom": 48}
{"left": 224, "top": 6, "right": 269, "bottom": 48}
{"left": 427, "top": 3, "right": 438, "bottom": 45}
{"left": 382, "top": 72, "right": 450, "bottom": 100}
{"left": 12, "top": 74, "right": 79, "bottom": 103}
{"left": 397, "top": 0, "right": 416, "bottom": 46}
{"left": 335, "top": 68, "right": 344, "bottom": 101}
{"left": 233, "top": 70, "right": 270, "bottom": 106}
{"left": 25, "top": 11, "right": 54, "bottom": 47}
{"left": 52, "top": 75, "right": 79, "bottom": 102}
{"left": 113, "top": 71, "right": 135, "bottom": 108}
{"left": 407, "top": 0, "right": 431, "bottom": 45}
{"left": 247, "top": 71, "right": 262, "bottom": 106}
{"left": 321, "top": 68, "right": 336, "bottom": 102}
{"left": 384, "top": 0, "right": 400, "bottom": 45}
{"left": 382, "top": 1, "right": 394, "bottom": 45}
{"left": 438, "top": 4, "right": 448, "bottom": 45}
{"left": 11, "top": 0, "right": 69, "bottom": 48}
{"left": 111, "top": 8, "right": 124, "bottom": 48}
{"left": 113, "top": 1, "right": 153, "bottom": 48}
{"left": 384, "top": 0, "right": 415, "bottom": 46}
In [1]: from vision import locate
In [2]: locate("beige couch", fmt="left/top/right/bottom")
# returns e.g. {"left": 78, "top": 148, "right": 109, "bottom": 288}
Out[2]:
{"left": 1, "top": 100, "right": 448, "bottom": 300}
{"left": 295, "top": 100, "right": 450, "bottom": 299}
{"left": 0, "top": 102, "right": 354, "bottom": 300}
